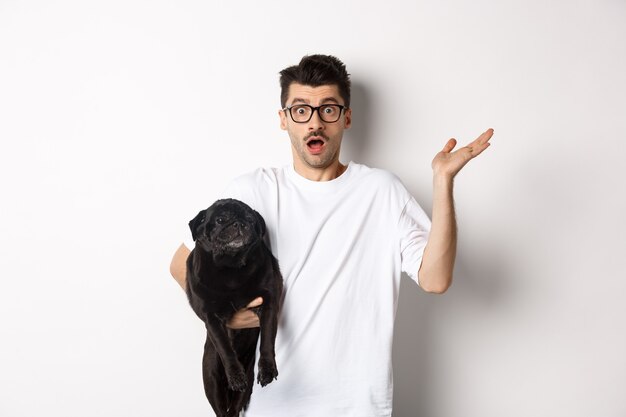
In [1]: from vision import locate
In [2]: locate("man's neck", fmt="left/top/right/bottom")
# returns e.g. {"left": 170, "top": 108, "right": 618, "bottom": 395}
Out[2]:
{"left": 293, "top": 160, "right": 347, "bottom": 182}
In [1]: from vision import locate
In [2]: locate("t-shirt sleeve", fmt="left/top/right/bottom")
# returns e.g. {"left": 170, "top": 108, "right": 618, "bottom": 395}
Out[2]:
{"left": 398, "top": 196, "right": 431, "bottom": 286}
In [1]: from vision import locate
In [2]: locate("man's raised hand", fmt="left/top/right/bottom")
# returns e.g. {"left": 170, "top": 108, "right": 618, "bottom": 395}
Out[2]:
{"left": 431, "top": 128, "right": 494, "bottom": 179}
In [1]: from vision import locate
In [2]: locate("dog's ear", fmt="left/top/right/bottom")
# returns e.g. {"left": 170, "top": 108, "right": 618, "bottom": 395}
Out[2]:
{"left": 189, "top": 202, "right": 223, "bottom": 241}
{"left": 253, "top": 210, "right": 267, "bottom": 239}
{"left": 188, "top": 209, "right": 207, "bottom": 242}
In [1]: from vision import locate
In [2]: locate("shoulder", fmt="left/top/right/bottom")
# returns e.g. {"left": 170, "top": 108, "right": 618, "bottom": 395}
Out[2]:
{"left": 220, "top": 166, "right": 283, "bottom": 212}
{"left": 347, "top": 163, "right": 415, "bottom": 220}
{"left": 351, "top": 163, "right": 410, "bottom": 196}
{"left": 225, "top": 166, "right": 284, "bottom": 197}
{"left": 231, "top": 166, "right": 282, "bottom": 187}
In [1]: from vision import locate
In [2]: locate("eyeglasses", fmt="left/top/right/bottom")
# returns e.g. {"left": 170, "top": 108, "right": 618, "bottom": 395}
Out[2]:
{"left": 282, "top": 104, "right": 347, "bottom": 123}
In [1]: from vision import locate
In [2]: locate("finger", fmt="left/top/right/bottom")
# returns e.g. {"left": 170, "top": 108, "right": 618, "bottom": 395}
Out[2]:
{"left": 467, "top": 141, "right": 491, "bottom": 158}
{"left": 227, "top": 311, "right": 260, "bottom": 329}
{"left": 464, "top": 129, "right": 493, "bottom": 154}
{"left": 241, "top": 311, "right": 260, "bottom": 324}
{"left": 474, "top": 128, "right": 494, "bottom": 146}
{"left": 246, "top": 297, "right": 263, "bottom": 308}
{"left": 466, "top": 129, "right": 493, "bottom": 148}
{"left": 442, "top": 138, "right": 457, "bottom": 153}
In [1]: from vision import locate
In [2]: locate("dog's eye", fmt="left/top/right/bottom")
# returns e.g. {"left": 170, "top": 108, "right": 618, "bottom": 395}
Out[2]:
{"left": 216, "top": 217, "right": 225, "bottom": 224}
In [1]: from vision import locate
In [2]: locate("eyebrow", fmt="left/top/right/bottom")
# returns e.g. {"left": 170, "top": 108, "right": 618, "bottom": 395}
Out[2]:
{"left": 290, "top": 97, "right": 341, "bottom": 106}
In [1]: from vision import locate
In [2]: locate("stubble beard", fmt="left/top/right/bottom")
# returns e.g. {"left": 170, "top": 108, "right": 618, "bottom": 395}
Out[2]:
{"left": 291, "top": 130, "right": 341, "bottom": 170}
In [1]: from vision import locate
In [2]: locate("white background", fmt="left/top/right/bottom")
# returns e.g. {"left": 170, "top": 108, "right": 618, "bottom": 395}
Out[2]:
{"left": 1, "top": 1, "right": 625, "bottom": 416}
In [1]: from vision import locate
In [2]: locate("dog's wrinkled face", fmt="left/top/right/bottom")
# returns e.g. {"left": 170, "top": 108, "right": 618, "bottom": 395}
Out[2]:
{"left": 189, "top": 199, "right": 266, "bottom": 265}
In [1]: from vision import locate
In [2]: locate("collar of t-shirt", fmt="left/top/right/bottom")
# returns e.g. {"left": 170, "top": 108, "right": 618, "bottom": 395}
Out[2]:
{"left": 285, "top": 161, "right": 356, "bottom": 194}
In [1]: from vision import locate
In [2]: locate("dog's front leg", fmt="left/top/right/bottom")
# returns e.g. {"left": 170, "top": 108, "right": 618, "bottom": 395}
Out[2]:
{"left": 204, "top": 316, "right": 247, "bottom": 392}
{"left": 256, "top": 300, "right": 279, "bottom": 387}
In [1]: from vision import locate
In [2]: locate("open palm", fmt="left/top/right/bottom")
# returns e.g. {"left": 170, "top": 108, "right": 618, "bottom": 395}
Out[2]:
{"left": 431, "top": 128, "right": 494, "bottom": 178}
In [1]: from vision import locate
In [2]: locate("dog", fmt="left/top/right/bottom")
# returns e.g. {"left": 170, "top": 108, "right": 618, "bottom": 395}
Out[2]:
{"left": 186, "top": 198, "right": 283, "bottom": 417}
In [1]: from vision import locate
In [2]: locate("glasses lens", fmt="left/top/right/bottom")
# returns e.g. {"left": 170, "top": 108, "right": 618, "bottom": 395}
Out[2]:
{"left": 319, "top": 105, "right": 342, "bottom": 122}
{"left": 290, "top": 105, "right": 312, "bottom": 122}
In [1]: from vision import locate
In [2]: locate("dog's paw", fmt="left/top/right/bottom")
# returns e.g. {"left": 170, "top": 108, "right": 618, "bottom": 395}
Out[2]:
{"left": 257, "top": 357, "right": 278, "bottom": 387}
{"left": 226, "top": 367, "right": 248, "bottom": 392}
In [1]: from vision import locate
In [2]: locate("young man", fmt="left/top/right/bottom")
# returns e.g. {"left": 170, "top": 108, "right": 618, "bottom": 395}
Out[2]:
{"left": 170, "top": 55, "right": 493, "bottom": 416}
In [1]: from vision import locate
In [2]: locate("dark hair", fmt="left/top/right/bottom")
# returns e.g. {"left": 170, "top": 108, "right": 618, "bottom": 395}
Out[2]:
{"left": 279, "top": 54, "right": 351, "bottom": 109}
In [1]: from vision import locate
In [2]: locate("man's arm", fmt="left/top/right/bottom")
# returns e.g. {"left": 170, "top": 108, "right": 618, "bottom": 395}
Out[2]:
{"left": 170, "top": 243, "right": 190, "bottom": 290}
{"left": 418, "top": 175, "right": 456, "bottom": 293}
{"left": 418, "top": 128, "right": 493, "bottom": 294}
{"left": 169, "top": 243, "right": 262, "bottom": 328}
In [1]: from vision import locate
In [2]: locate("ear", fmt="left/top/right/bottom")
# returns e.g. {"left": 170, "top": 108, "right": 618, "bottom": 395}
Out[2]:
{"left": 253, "top": 210, "right": 267, "bottom": 239}
{"left": 343, "top": 107, "right": 352, "bottom": 129}
{"left": 188, "top": 209, "right": 207, "bottom": 241}
{"left": 279, "top": 108, "right": 288, "bottom": 130}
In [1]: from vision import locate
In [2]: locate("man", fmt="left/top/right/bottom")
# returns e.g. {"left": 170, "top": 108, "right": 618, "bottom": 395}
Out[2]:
{"left": 170, "top": 54, "right": 493, "bottom": 416}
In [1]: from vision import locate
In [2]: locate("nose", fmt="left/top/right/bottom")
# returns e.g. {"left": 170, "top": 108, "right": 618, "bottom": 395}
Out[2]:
{"left": 307, "top": 108, "right": 325, "bottom": 131}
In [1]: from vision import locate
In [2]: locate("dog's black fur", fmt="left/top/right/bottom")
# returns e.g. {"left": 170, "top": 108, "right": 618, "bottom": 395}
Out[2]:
{"left": 186, "top": 198, "right": 283, "bottom": 417}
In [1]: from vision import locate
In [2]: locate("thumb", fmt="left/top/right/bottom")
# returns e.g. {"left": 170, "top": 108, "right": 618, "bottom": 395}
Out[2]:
{"left": 246, "top": 297, "right": 264, "bottom": 309}
{"left": 442, "top": 138, "right": 457, "bottom": 153}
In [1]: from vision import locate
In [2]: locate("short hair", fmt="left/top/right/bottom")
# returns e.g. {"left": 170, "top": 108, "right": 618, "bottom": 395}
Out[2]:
{"left": 279, "top": 54, "right": 351, "bottom": 109}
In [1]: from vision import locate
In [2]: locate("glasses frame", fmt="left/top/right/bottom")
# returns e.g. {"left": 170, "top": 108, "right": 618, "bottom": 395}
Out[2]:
{"left": 282, "top": 104, "right": 347, "bottom": 124}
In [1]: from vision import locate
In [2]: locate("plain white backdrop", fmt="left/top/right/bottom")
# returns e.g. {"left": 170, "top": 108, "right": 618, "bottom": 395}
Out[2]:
{"left": 1, "top": 1, "right": 625, "bottom": 416}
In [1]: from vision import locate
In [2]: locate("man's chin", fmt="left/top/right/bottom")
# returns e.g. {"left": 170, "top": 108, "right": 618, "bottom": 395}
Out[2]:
{"left": 303, "top": 158, "right": 333, "bottom": 170}
{"left": 302, "top": 150, "right": 336, "bottom": 168}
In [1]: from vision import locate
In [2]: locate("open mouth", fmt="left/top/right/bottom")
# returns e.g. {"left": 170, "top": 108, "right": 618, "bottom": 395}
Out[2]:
{"left": 306, "top": 138, "right": 326, "bottom": 154}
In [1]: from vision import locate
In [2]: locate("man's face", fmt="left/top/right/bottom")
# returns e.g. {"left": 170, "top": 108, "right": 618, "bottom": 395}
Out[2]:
{"left": 279, "top": 83, "right": 352, "bottom": 171}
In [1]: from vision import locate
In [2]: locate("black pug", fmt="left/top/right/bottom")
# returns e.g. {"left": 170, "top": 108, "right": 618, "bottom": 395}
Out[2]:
{"left": 186, "top": 198, "right": 283, "bottom": 417}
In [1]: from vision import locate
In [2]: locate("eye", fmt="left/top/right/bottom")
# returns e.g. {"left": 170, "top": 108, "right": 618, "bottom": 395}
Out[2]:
{"left": 216, "top": 217, "right": 225, "bottom": 224}
{"left": 295, "top": 106, "right": 307, "bottom": 115}
{"left": 322, "top": 106, "right": 335, "bottom": 114}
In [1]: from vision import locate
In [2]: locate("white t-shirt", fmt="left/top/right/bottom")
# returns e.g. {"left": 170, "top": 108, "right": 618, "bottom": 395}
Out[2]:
{"left": 183, "top": 162, "right": 431, "bottom": 417}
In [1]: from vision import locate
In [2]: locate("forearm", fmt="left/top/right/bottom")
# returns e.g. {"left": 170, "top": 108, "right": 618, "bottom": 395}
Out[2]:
{"left": 170, "top": 243, "right": 190, "bottom": 290}
{"left": 419, "top": 174, "right": 457, "bottom": 293}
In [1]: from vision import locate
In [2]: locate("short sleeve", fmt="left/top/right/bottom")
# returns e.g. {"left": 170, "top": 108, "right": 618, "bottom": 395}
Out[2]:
{"left": 398, "top": 197, "right": 431, "bottom": 286}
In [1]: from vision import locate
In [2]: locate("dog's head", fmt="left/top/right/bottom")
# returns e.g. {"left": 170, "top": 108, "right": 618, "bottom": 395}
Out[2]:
{"left": 189, "top": 199, "right": 266, "bottom": 266}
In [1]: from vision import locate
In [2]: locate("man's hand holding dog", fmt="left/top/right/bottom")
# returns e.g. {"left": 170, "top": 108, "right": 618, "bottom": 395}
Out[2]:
{"left": 228, "top": 297, "right": 263, "bottom": 329}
